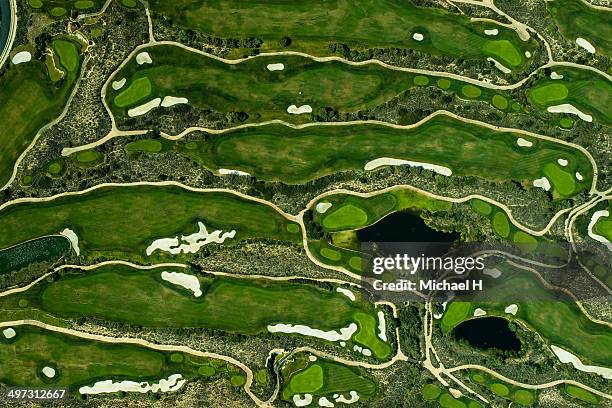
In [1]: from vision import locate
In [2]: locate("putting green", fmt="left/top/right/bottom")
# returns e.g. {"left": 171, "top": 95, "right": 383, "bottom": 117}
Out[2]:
{"left": 53, "top": 40, "right": 79, "bottom": 72}
{"left": 352, "top": 312, "right": 392, "bottom": 359}
{"left": 543, "top": 163, "right": 575, "bottom": 197}
{"left": 470, "top": 199, "right": 492, "bottom": 216}
{"left": 565, "top": 385, "right": 599, "bottom": 404}
{"left": 436, "top": 78, "right": 451, "bottom": 90}
{"left": 50, "top": 6, "right": 66, "bottom": 16}
{"left": 593, "top": 213, "right": 612, "bottom": 241}
{"left": 149, "top": 0, "right": 536, "bottom": 69}
{"left": 559, "top": 117, "right": 575, "bottom": 129}
{"left": 439, "top": 393, "right": 467, "bottom": 408}
{"left": 28, "top": 0, "right": 43, "bottom": 8}
{"left": 285, "top": 364, "right": 324, "bottom": 394}
{"left": 491, "top": 94, "right": 508, "bottom": 110}
{"left": 47, "top": 162, "right": 62, "bottom": 175}
{"left": 74, "top": 150, "right": 100, "bottom": 163}
{"left": 322, "top": 205, "right": 369, "bottom": 230}
{"left": 125, "top": 139, "right": 163, "bottom": 153}
{"left": 441, "top": 302, "right": 472, "bottom": 332}
{"left": 414, "top": 75, "right": 429, "bottom": 86}
{"left": 320, "top": 247, "right": 342, "bottom": 261}
{"left": 492, "top": 212, "right": 510, "bottom": 238}
{"left": 528, "top": 83, "right": 569, "bottom": 105}
{"left": 422, "top": 383, "right": 441, "bottom": 400}
{"left": 491, "top": 383, "right": 510, "bottom": 397}
{"left": 74, "top": 0, "right": 94, "bottom": 9}
{"left": 461, "top": 85, "right": 482, "bottom": 98}
{"left": 114, "top": 77, "right": 153, "bottom": 108}
{"left": 513, "top": 390, "right": 534, "bottom": 406}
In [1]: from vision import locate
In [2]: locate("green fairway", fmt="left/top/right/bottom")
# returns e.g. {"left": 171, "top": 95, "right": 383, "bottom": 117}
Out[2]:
{"left": 527, "top": 67, "right": 611, "bottom": 126}
{"left": 0, "top": 38, "right": 82, "bottom": 189}
{"left": 107, "top": 45, "right": 524, "bottom": 125}
{"left": 172, "top": 115, "right": 592, "bottom": 197}
{"left": 0, "top": 185, "right": 301, "bottom": 262}
{"left": 282, "top": 355, "right": 376, "bottom": 401}
{"left": 565, "top": 384, "right": 599, "bottom": 404}
{"left": 1, "top": 265, "right": 391, "bottom": 359}
{"left": 546, "top": 0, "right": 612, "bottom": 57}
{"left": 0, "top": 325, "right": 234, "bottom": 391}
{"left": 149, "top": 0, "right": 536, "bottom": 69}
{"left": 543, "top": 163, "right": 575, "bottom": 196}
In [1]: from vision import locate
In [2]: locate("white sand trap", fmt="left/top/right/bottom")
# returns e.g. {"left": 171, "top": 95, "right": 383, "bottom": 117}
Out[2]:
{"left": 575, "top": 172, "right": 583, "bottom": 181}
{"left": 484, "top": 28, "right": 499, "bottom": 36}
{"left": 576, "top": 37, "right": 595, "bottom": 54}
{"left": 335, "top": 391, "right": 359, "bottom": 404}
{"left": 449, "top": 388, "right": 463, "bottom": 398}
{"left": 267, "top": 322, "right": 358, "bottom": 342}
{"left": 79, "top": 374, "right": 185, "bottom": 394}
{"left": 318, "top": 397, "right": 334, "bottom": 407}
{"left": 112, "top": 78, "right": 126, "bottom": 90}
{"left": 136, "top": 51, "right": 153, "bottom": 65}
{"left": 12, "top": 51, "right": 32, "bottom": 65}
{"left": 128, "top": 98, "right": 161, "bottom": 117}
{"left": 551, "top": 346, "right": 612, "bottom": 379}
{"left": 487, "top": 57, "right": 511, "bottom": 74}
{"left": 309, "top": 355, "right": 317, "bottom": 362}
{"left": 340, "top": 341, "right": 346, "bottom": 347}
{"left": 315, "top": 202, "right": 332, "bottom": 214}
{"left": 588, "top": 210, "right": 612, "bottom": 251}
{"left": 505, "top": 304, "right": 518, "bottom": 315}
{"left": 42, "top": 366, "right": 56, "bottom": 378}
{"left": 524, "top": 51, "right": 531, "bottom": 58}
{"left": 362, "top": 348, "right": 372, "bottom": 356}
{"left": 547, "top": 104, "right": 592, "bottom": 122}
{"left": 473, "top": 308, "right": 487, "bottom": 317}
{"left": 161, "top": 271, "right": 201, "bottom": 297}
{"left": 287, "top": 104, "right": 312, "bottom": 114}
{"left": 483, "top": 268, "right": 502, "bottom": 278}
{"left": 516, "top": 137, "right": 533, "bottom": 147}
{"left": 550, "top": 72, "right": 564, "bottom": 80}
{"left": 557, "top": 158, "right": 568, "bottom": 167}
{"left": 377, "top": 311, "right": 387, "bottom": 341}
{"left": 161, "top": 96, "right": 188, "bottom": 107}
{"left": 2, "top": 328, "right": 16, "bottom": 339}
{"left": 337, "top": 287, "right": 355, "bottom": 301}
{"left": 433, "top": 301, "right": 448, "bottom": 320}
{"left": 533, "top": 176, "right": 551, "bottom": 192}
{"left": 146, "top": 221, "right": 236, "bottom": 256}
{"left": 266, "top": 63, "right": 285, "bottom": 71}
{"left": 412, "top": 33, "right": 424, "bottom": 41}
{"left": 60, "top": 228, "right": 80, "bottom": 256}
{"left": 218, "top": 168, "right": 251, "bottom": 177}
{"left": 293, "top": 394, "right": 313, "bottom": 407}
{"left": 364, "top": 157, "right": 452, "bottom": 176}
{"left": 353, "top": 344, "right": 362, "bottom": 353}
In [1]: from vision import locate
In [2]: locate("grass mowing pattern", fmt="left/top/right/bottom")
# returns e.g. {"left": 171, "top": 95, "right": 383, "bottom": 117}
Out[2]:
{"left": 176, "top": 115, "right": 592, "bottom": 196}
{"left": 0, "top": 38, "right": 81, "bottom": 188}
{"left": 0, "top": 185, "right": 301, "bottom": 262}
{"left": 149, "top": 0, "right": 536, "bottom": 69}
{"left": 0, "top": 325, "right": 234, "bottom": 391}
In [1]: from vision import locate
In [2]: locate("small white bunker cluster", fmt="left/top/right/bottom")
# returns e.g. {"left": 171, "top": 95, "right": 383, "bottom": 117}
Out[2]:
{"left": 79, "top": 374, "right": 186, "bottom": 394}
{"left": 146, "top": 221, "right": 236, "bottom": 256}
{"left": 287, "top": 104, "right": 312, "bottom": 114}
{"left": 292, "top": 391, "right": 360, "bottom": 407}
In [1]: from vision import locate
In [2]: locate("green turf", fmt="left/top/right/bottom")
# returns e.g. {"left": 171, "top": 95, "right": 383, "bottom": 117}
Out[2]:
{"left": 0, "top": 38, "right": 82, "bottom": 189}
{"left": 125, "top": 139, "right": 163, "bottom": 153}
{"left": 28, "top": 0, "right": 43, "bottom": 7}
{"left": 286, "top": 224, "right": 301, "bottom": 234}
{"left": 121, "top": 0, "right": 137, "bottom": 6}
{"left": 564, "top": 385, "right": 599, "bottom": 404}
{"left": 285, "top": 364, "right": 324, "bottom": 394}
{"left": 512, "top": 231, "right": 538, "bottom": 245}
{"left": 320, "top": 247, "right": 342, "bottom": 261}
{"left": 414, "top": 75, "right": 429, "bottom": 86}
{"left": 440, "top": 302, "right": 472, "bottom": 333}
{"left": 491, "top": 94, "right": 508, "bottom": 110}
{"left": 461, "top": 85, "right": 482, "bottom": 98}
{"left": 471, "top": 374, "right": 486, "bottom": 384}
{"left": 47, "top": 162, "right": 62, "bottom": 175}
{"left": 492, "top": 212, "right": 510, "bottom": 238}
{"left": 422, "top": 383, "right": 441, "bottom": 400}
{"left": 230, "top": 374, "right": 246, "bottom": 387}
{"left": 322, "top": 205, "right": 369, "bottom": 230}
{"left": 491, "top": 383, "right": 510, "bottom": 397}
{"left": 114, "top": 77, "right": 153, "bottom": 108}
{"left": 594, "top": 215, "right": 612, "bottom": 241}
{"left": 74, "top": 150, "right": 100, "bottom": 163}
{"left": 528, "top": 83, "right": 568, "bottom": 105}
{"left": 546, "top": 0, "right": 612, "bottom": 57}
{"left": 436, "top": 78, "right": 451, "bottom": 90}
{"left": 470, "top": 199, "right": 492, "bottom": 216}
{"left": 149, "top": 0, "right": 536, "bottom": 69}
{"left": 559, "top": 117, "right": 575, "bottom": 129}
{"left": 74, "top": 0, "right": 94, "bottom": 9}
{"left": 352, "top": 312, "right": 391, "bottom": 359}
{"left": 53, "top": 40, "right": 79, "bottom": 72}
{"left": 50, "top": 6, "right": 66, "bottom": 16}
{"left": 0, "top": 185, "right": 300, "bottom": 262}
{"left": 512, "top": 390, "right": 534, "bottom": 406}
{"left": 198, "top": 365, "right": 215, "bottom": 377}
{"left": 543, "top": 163, "right": 575, "bottom": 197}
{"left": 439, "top": 393, "right": 467, "bottom": 408}
{"left": 173, "top": 115, "right": 592, "bottom": 194}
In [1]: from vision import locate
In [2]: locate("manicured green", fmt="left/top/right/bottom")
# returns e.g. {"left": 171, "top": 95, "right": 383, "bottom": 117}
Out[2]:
{"left": 513, "top": 390, "right": 534, "bottom": 406}
{"left": 50, "top": 6, "right": 66, "bottom": 16}
{"left": 492, "top": 212, "right": 510, "bottom": 238}
{"left": 121, "top": 0, "right": 137, "bottom": 6}
{"left": 491, "top": 94, "right": 508, "bottom": 110}
{"left": 0, "top": 185, "right": 300, "bottom": 262}
{"left": 467, "top": 370, "right": 535, "bottom": 406}
{"left": 285, "top": 364, "right": 324, "bottom": 394}
{"left": 559, "top": 117, "right": 575, "bottom": 129}
{"left": 353, "top": 312, "right": 392, "bottom": 359}
{"left": 422, "top": 383, "right": 441, "bottom": 400}
{"left": 28, "top": 0, "right": 43, "bottom": 8}
{"left": 230, "top": 374, "right": 246, "bottom": 387}
{"left": 414, "top": 75, "right": 429, "bottom": 86}
{"left": 528, "top": 83, "right": 569, "bottom": 105}
{"left": 198, "top": 365, "right": 216, "bottom": 377}
{"left": 436, "top": 78, "right": 451, "bottom": 90}
{"left": 461, "top": 85, "right": 482, "bottom": 98}
{"left": 491, "top": 383, "right": 510, "bottom": 397}
{"left": 74, "top": 0, "right": 94, "bottom": 9}
{"left": 47, "top": 162, "right": 62, "bottom": 175}
{"left": 547, "top": 0, "right": 612, "bottom": 57}
{"left": 149, "top": 0, "right": 536, "bottom": 69}
{"left": 125, "top": 139, "right": 163, "bottom": 153}
{"left": 320, "top": 247, "right": 342, "bottom": 261}
{"left": 439, "top": 393, "right": 467, "bottom": 408}
{"left": 28, "top": 0, "right": 102, "bottom": 16}
{"left": 543, "top": 163, "right": 575, "bottom": 197}
{"left": 441, "top": 302, "right": 472, "bottom": 333}
{"left": 470, "top": 199, "right": 492, "bottom": 216}
{"left": 565, "top": 385, "right": 599, "bottom": 404}
{"left": 322, "top": 205, "right": 369, "bottom": 230}
{"left": 114, "top": 77, "right": 152, "bottom": 108}
{"left": 512, "top": 231, "right": 538, "bottom": 245}
{"left": 286, "top": 223, "right": 301, "bottom": 234}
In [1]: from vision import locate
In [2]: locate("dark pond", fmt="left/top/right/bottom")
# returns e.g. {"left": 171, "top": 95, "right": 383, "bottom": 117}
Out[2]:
{"left": 453, "top": 316, "right": 521, "bottom": 352}
{"left": 0, "top": 0, "right": 11, "bottom": 59}
{"left": 357, "top": 210, "right": 460, "bottom": 243}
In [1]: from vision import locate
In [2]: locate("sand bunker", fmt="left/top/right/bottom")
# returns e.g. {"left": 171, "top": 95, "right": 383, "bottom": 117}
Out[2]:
{"left": 319, "top": 397, "right": 334, "bottom": 407}
{"left": 551, "top": 346, "right": 612, "bottom": 379}
{"left": 112, "top": 78, "right": 126, "bottom": 90}
{"left": 575, "top": 172, "right": 583, "bottom": 181}
{"left": 218, "top": 168, "right": 251, "bottom": 177}
{"left": 588, "top": 210, "right": 611, "bottom": 251}
{"left": 533, "top": 176, "right": 551, "bottom": 191}
{"left": 267, "top": 322, "right": 358, "bottom": 342}
{"left": 335, "top": 391, "right": 359, "bottom": 404}
{"left": 128, "top": 98, "right": 161, "bottom": 117}
{"left": 473, "top": 308, "right": 487, "bottom": 317}
{"left": 364, "top": 157, "right": 452, "bottom": 176}
{"left": 315, "top": 202, "right": 332, "bottom": 213}
{"left": 483, "top": 268, "right": 502, "bottom": 278}
{"left": 293, "top": 394, "right": 313, "bottom": 407}
{"left": 412, "top": 33, "right": 424, "bottom": 41}
{"left": 309, "top": 355, "right": 317, "bottom": 362}
{"left": 353, "top": 345, "right": 372, "bottom": 357}
{"left": 504, "top": 304, "right": 518, "bottom": 315}
{"left": 557, "top": 158, "right": 568, "bottom": 167}
{"left": 547, "top": 104, "right": 592, "bottom": 122}
{"left": 161, "top": 96, "right": 189, "bottom": 107}
{"left": 161, "top": 271, "right": 202, "bottom": 297}
{"left": 336, "top": 287, "right": 355, "bottom": 301}
{"left": 42, "top": 366, "right": 56, "bottom": 378}
{"left": 136, "top": 51, "right": 153, "bottom": 65}
{"left": 377, "top": 311, "right": 388, "bottom": 341}
{"left": 524, "top": 51, "right": 531, "bottom": 58}
{"left": 266, "top": 63, "right": 285, "bottom": 71}
{"left": 12, "top": 51, "right": 32, "bottom": 65}
{"left": 576, "top": 37, "right": 595, "bottom": 54}
{"left": 80, "top": 374, "right": 185, "bottom": 394}
{"left": 550, "top": 72, "right": 564, "bottom": 80}
{"left": 516, "top": 138, "right": 533, "bottom": 147}
{"left": 2, "top": 328, "right": 16, "bottom": 339}
{"left": 449, "top": 388, "right": 463, "bottom": 398}
{"left": 484, "top": 28, "right": 499, "bottom": 36}
{"left": 486, "top": 57, "right": 511, "bottom": 74}
{"left": 287, "top": 105, "right": 312, "bottom": 114}
{"left": 60, "top": 228, "right": 80, "bottom": 256}
{"left": 147, "top": 221, "right": 236, "bottom": 256}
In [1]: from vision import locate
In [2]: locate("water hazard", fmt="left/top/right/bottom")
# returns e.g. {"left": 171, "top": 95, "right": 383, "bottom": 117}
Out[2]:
{"left": 453, "top": 316, "right": 521, "bottom": 352}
